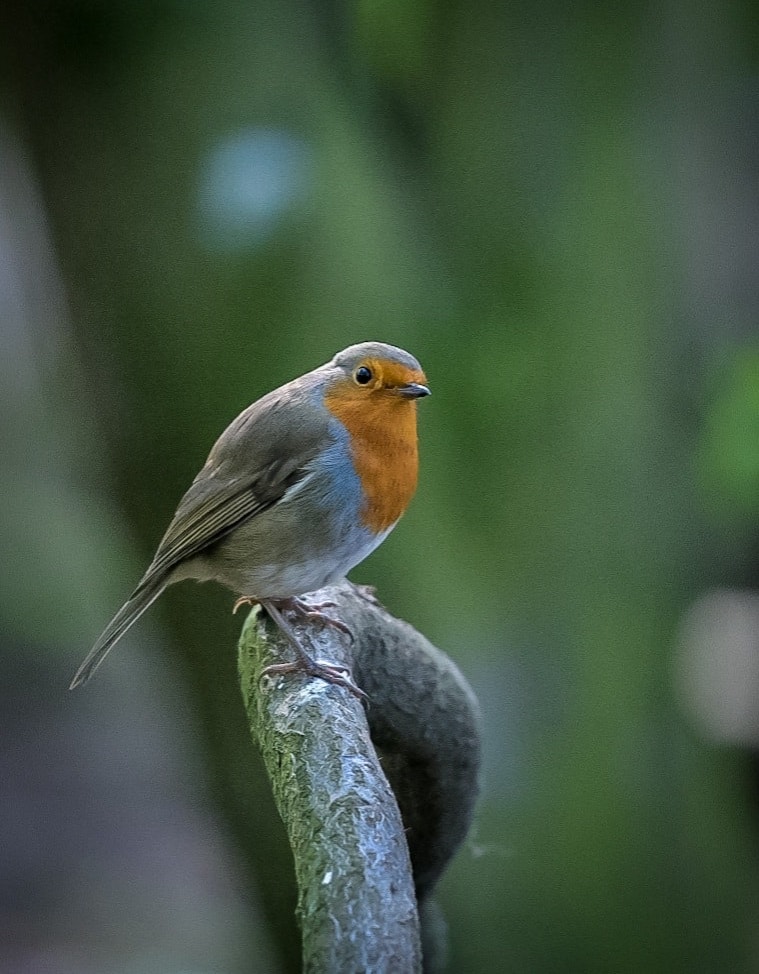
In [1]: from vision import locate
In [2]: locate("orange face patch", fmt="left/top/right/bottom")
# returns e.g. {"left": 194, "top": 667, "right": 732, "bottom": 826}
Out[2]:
{"left": 324, "top": 361, "right": 425, "bottom": 533}
{"left": 357, "top": 358, "right": 428, "bottom": 392}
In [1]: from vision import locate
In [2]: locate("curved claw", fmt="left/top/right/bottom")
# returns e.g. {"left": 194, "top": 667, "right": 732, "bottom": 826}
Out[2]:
{"left": 298, "top": 610, "right": 354, "bottom": 642}
{"left": 285, "top": 596, "right": 355, "bottom": 643}
{"left": 233, "top": 595, "right": 260, "bottom": 615}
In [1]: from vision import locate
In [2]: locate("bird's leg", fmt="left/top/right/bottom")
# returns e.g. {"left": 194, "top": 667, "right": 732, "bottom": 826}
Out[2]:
{"left": 233, "top": 593, "right": 354, "bottom": 641}
{"left": 259, "top": 598, "right": 366, "bottom": 701}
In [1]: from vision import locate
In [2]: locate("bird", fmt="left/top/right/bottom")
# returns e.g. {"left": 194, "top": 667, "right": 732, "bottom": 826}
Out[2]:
{"left": 70, "top": 341, "right": 430, "bottom": 696}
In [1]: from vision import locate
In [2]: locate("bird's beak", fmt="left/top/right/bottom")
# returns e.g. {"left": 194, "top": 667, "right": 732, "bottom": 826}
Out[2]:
{"left": 396, "top": 382, "right": 431, "bottom": 399}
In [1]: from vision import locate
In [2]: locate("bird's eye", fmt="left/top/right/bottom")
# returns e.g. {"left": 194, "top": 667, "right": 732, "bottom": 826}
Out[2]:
{"left": 354, "top": 366, "right": 373, "bottom": 385}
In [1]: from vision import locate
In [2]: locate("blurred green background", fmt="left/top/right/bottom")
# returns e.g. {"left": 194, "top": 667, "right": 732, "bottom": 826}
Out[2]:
{"left": 2, "top": 1, "right": 759, "bottom": 971}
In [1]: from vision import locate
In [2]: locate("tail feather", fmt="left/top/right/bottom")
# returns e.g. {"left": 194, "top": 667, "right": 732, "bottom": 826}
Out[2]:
{"left": 69, "top": 577, "right": 168, "bottom": 689}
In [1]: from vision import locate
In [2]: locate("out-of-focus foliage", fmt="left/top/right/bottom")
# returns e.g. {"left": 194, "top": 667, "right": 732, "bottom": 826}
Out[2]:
{"left": 700, "top": 350, "right": 759, "bottom": 515}
{"left": 2, "top": 0, "right": 759, "bottom": 971}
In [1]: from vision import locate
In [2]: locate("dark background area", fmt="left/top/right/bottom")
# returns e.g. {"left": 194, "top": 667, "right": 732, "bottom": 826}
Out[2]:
{"left": 2, "top": 1, "right": 759, "bottom": 971}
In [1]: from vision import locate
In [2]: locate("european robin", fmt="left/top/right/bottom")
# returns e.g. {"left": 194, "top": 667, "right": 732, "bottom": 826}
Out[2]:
{"left": 70, "top": 342, "right": 430, "bottom": 696}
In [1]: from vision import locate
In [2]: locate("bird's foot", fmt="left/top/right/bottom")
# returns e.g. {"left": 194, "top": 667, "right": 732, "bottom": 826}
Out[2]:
{"left": 260, "top": 655, "right": 367, "bottom": 701}
{"left": 279, "top": 595, "right": 354, "bottom": 642}
{"left": 260, "top": 597, "right": 366, "bottom": 701}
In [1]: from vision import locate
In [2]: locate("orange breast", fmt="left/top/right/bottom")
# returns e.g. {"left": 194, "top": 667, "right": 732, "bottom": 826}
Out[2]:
{"left": 324, "top": 385, "right": 420, "bottom": 534}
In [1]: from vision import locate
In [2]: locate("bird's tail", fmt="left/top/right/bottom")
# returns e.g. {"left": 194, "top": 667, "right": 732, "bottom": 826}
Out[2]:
{"left": 69, "top": 576, "right": 168, "bottom": 689}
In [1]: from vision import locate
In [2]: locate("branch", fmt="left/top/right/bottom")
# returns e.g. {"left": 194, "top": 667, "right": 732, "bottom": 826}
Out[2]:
{"left": 238, "top": 580, "right": 481, "bottom": 973}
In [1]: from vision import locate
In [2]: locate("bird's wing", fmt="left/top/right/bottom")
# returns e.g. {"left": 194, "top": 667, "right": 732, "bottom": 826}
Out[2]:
{"left": 148, "top": 457, "right": 307, "bottom": 578}
{"left": 142, "top": 377, "right": 326, "bottom": 584}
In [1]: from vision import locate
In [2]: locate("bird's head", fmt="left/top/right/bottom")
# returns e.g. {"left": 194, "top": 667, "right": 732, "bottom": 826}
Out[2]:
{"left": 326, "top": 342, "right": 430, "bottom": 403}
